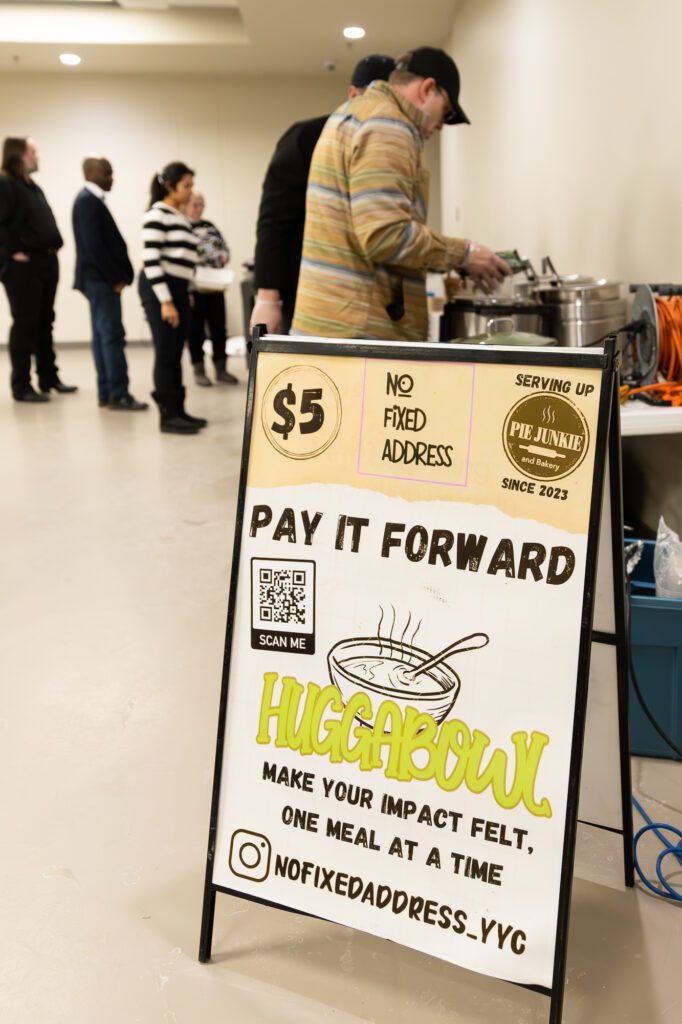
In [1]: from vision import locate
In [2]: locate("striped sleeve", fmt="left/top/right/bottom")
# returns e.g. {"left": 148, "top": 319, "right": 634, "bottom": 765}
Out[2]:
{"left": 142, "top": 205, "right": 199, "bottom": 303}
{"left": 348, "top": 119, "right": 467, "bottom": 272}
{"left": 142, "top": 209, "right": 172, "bottom": 303}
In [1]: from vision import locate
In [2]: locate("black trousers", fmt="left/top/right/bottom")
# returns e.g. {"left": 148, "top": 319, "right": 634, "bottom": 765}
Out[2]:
{"left": 138, "top": 272, "right": 190, "bottom": 395}
{"left": 2, "top": 251, "right": 60, "bottom": 395}
{"left": 187, "top": 290, "right": 227, "bottom": 365}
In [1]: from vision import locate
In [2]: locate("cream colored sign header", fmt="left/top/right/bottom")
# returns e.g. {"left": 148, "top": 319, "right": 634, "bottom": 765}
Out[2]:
{"left": 251, "top": 351, "right": 602, "bottom": 535}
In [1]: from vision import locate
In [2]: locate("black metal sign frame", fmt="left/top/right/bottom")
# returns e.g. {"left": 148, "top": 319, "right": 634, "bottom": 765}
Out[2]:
{"left": 576, "top": 381, "right": 634, "bottom": 885}
{"left": 199, "top": 333, "right": 626, "bottom": 1024}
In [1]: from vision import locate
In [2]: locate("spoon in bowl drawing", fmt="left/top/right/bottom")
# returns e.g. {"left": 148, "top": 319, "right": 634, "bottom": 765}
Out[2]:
{"left": 404, "top": 631, "right": 490, "bottom": 681}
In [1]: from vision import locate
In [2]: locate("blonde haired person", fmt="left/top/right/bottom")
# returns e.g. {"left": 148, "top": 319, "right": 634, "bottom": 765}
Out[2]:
{"left": 184, "top": 191, "right": 236, "bottom": 386}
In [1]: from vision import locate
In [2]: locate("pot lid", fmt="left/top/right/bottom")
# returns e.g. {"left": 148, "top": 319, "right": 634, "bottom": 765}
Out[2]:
{"left": 445, "top": 296, "right": 546, "bottom": 312}
{"left": 534, "top": 277, "right": 623, "bottom": 303}
{"left": 462, "top": 316, "right": 556, "bottom": 347}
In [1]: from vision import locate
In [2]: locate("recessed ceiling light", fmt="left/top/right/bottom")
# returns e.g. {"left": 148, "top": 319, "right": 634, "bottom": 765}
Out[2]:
{"left": 343, "top": 27, "right": 366, "bottom": 40}
{"left": 59, "top": 53, "right": 82, "bottom": 66}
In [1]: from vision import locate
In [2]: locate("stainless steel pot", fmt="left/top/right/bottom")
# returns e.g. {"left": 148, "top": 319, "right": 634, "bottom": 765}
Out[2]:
{"left": 551, "top": 311, "right": 627, "bottom": 348}
{"left": 552, "top": 298, "right": 624, "bottom": 320}
{"left": 526, "top": 259, "right": 627, "bottom": 347}
{"left": 439, "top": 298, "right": 551, "bottom": 341}
{"left": 535, "top": 277, "right": 624, "bottom": 304}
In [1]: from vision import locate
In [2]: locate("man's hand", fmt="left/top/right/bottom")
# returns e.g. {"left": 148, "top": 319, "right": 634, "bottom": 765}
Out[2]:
{"left": 161, "top": 301, "right": 180, "bottom": 328}
{"left": 250, "top": 289, "right": 284, "bottom": 334}
{"left": 12, "top": 252, "right": 30, "bottom": 263}
{"left": 462, "top": 244, "right": 511, "bottom": 291}
{"left": 113, "top": 282, "right": 125, "bottom": 294}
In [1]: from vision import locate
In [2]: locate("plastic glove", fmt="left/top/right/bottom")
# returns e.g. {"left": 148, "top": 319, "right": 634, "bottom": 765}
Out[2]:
{"left": 250, "top": 294, "right": 284, "bottom": 334}
{"left": 462, "top": 244, "right": 511, "bottom": 291}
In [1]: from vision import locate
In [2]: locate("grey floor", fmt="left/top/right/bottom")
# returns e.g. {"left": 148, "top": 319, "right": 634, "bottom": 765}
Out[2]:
{"left": 1, "top": 346, "right": 680, "bottom": 1024}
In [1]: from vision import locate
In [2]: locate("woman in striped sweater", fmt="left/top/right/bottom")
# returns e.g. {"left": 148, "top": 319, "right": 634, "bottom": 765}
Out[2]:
{"left": 138, "top": 161, "right": 205, "bottom": 434}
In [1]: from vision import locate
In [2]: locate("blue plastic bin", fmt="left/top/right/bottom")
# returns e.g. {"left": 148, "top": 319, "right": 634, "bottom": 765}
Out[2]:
{"left": 628, "top": 540, "right": 682, "bottom": 760}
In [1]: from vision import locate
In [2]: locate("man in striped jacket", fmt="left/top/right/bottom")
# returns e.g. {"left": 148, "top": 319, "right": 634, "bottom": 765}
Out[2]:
{"left": 292, "top": 47, "right": 510, "bottom": 342}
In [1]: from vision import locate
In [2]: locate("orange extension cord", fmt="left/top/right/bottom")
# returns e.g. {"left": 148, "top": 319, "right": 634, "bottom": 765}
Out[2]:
{"left": 620, "top": 295, "right": 682, "bottom": 406}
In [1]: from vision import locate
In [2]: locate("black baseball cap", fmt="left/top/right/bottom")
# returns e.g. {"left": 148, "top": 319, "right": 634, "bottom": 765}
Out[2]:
{"left": 351, "top": 54, "right": 396, "bottom": 89}
{"left": 395, "top": 47, "right": 469, "bottom": 125}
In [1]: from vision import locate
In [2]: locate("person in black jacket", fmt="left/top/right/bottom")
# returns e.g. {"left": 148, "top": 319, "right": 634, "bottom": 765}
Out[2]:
{"left": 250, "top": 54, "right": 395, "bottom": 336}
{"left": 73, "top": 157, "right": 147, "bottom": 410}
{"left": 0, "top": 136, "right": 77, "bottom": 402}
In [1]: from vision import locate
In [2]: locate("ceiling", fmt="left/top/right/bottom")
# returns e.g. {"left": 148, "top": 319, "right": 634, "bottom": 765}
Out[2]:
{"left": 0, "top": 0, "right": 460, "bottom": 76}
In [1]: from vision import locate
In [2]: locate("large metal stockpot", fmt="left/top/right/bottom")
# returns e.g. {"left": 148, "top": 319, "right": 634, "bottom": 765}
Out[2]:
{"left": 439, "top": 297, "right": 552, "bottom": 342}
{"left": 531, "top": 264, "right": 627, "bottom": 348}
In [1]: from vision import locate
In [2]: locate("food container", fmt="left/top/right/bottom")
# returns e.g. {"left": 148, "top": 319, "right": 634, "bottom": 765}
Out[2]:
{"left": 441, "top": 256, "right": 627, "bottom": 348}
{"left": 550, "top": 308, "right": 628, "bottom": 348}
{"left": 536, "top": 277, "right": 624, "bottom": 304}
{"left": 439, "top": 299, "right": 552, "bottom": 342}
{"left": 532, "top": 259, "right": 627, "bottom": 347}
{"left": 628, "top": 540, "right": 682, "bottom": 761}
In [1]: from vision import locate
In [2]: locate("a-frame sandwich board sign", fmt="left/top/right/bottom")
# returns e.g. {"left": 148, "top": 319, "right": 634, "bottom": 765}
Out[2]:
{"left": 200, "top": 333, "right": 631, "bottom": 1024}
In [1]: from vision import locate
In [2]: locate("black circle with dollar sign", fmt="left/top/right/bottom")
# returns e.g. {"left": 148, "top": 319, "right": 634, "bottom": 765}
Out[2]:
{"left": 262, "top": 365, "right": 342, "bottom": 459}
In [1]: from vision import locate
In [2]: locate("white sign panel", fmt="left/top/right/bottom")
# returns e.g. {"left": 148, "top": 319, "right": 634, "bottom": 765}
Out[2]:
{"left": 209, "top": 342, "right": 611, "bottom": 992}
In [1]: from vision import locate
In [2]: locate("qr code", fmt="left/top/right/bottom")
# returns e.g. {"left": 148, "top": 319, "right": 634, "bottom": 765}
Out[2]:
{"left": 251, "top": 558, "right": 315, "bottom": 645}
{"left": 258, "top": 567, "right": 307, "bottom": 624}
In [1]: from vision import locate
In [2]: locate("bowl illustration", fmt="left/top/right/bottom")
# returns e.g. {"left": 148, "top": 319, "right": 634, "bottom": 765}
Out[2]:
{"left": 327, "top": 637, "right": 462, "bottom": 727}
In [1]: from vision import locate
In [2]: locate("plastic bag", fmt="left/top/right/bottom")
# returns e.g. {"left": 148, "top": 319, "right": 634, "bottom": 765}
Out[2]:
{"left": 193, "top": 266, "right": 234, "bottom": 292}
{"left": 654, "top": 516, "right": 682, "bottom": 598}
{"left": 625, "top": 540, "right": 644, "bottom": 576}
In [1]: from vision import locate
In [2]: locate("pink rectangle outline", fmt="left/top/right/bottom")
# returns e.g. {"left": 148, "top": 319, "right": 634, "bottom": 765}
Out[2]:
{"left": 355, "top": 358, "right": 476, "bottom": 487}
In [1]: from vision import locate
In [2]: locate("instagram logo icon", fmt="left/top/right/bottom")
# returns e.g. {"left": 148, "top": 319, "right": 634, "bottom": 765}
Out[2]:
{"left": 229, "top": 830, "right": 272, "bottom": 882}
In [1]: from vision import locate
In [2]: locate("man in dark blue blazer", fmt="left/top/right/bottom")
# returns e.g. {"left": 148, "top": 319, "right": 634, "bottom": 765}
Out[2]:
{"left": 72, "top": 157, "right": 147, "bottom": 410}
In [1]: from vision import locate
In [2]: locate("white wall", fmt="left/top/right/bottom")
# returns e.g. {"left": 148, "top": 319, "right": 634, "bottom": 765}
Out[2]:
{"left": 442, "top": 0, "right": 682, "bottom": 283}
{"left": 0, "top": 72, "right": 345, "bottom": 342}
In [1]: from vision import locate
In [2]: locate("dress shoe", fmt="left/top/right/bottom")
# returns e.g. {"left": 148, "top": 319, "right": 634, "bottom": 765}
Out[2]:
{"left": 41, "top": 379, "right": 78, "bottom": 394}
{"left": 108, "top": 394, "right": 149, "bottom": 411}
{"left": 98, "top": 396, "right": 109, "bottom": 407}
{"left": 180, "top": 410, "right": 207, "bottom": 428}
{"left": 14, "top": 386, "right": 49, "bottom": 403}
{"left": 151, "top": 390, "right": 201, "bottom": 435}
{"left": 161, "top": 417, "right": 201, "bottom": 434}
{"left": 178, "top": 386, "right": 207, "bottom": 427}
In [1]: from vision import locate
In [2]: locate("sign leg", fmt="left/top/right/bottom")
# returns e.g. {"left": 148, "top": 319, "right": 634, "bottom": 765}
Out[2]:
{"left": 549, "top": 986, "right": 565, "bottom": 1024}
{"left": 199, "top": 886, "right": 216, "bottom": 963}
{"left": 608, "top": 382, "right": 635, "bottom": 887}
